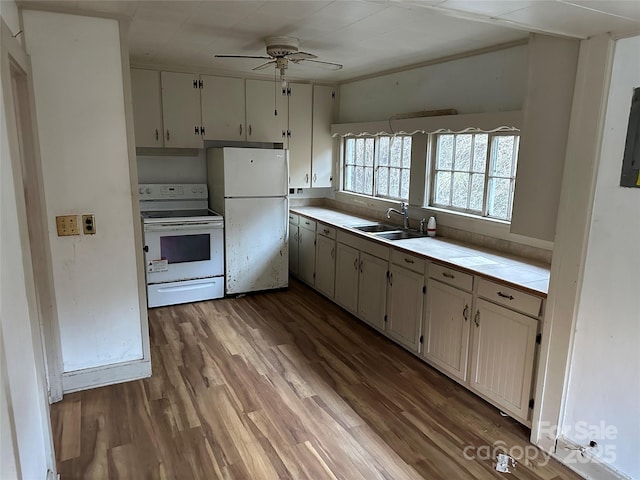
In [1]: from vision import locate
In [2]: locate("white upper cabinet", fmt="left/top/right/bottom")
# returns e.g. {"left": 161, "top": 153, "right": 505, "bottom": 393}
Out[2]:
{"left": 312, "top": 85, "right": 335, "bottom": 188}
{"left": 160, "top": 71, "right": 203, "bottom": 148}
{"left": 130, "top": 69, "right": 164, "bottom": 147}
{"left": 200, "top": 75, "right": 245, "bottom": 141}
{"left": 288, "top": 83, "right": 313, "bottom": 188}
{"left": 245, "top": 79, "right": 288, "bottom": 144}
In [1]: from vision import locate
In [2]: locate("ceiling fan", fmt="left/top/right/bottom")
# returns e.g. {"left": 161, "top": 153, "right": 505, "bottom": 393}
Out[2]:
{"left": 215, "top": 36, "right": 343, "bottom": 85}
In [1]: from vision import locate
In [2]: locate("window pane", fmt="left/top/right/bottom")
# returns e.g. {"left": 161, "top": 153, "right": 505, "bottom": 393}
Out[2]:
{"left": 364, "top": 138, "right": 374, "bottom": 166}
{"left": 454, "top": 134, "right": 472, "bottom": 171}
{"left": 402, "top": 137, "right": 412, "bottom": 167}
{"left": 470, "top": 173, "right": 484, "bottom": 211}
{"left": 400, "top": 169, "right": 410, "bottom": 200}
{"left": 492, "top": 135, "right": 515, "bottom": 177}
{"left": 487, "top": 177, "right": 510, "bottom": 220}
{"left": 473, "top": 134, "right": 488, "bottom": 173}
{"left": 452, "top": 172, "right": 469, "bottom": 208}
{"left": 437, "top": 135, "right": 453, "bottom": 169}
{"left": 434, "top": 171, "right": 451, "bottom": 205}
{"left": 390, "top": 137, "right": 402, "bottom": 167}
{"left": 355, "top": 138, "right": 364, "bottom": 166}
{"left": 378, "top": 137, "right": 390, "bottom": 166}
{"left": 345, "top": 165, "right": 355, "bottom": 191}
{"left": 345, "top": 139, "right": 355, "bottom": 165}
{"left": 390, "top": 168, "right": 400, "bottom": 198}
{"left": 355, "top": 166, "right": 364, "bottom": 193}
{"left": 364, "top": 167, "right": 374, "bottom": 195}
{"left": 378, "top": 167, "right": 389, "bottom": 197}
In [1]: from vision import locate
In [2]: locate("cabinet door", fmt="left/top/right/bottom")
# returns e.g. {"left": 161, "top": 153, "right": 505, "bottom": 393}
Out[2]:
{"left": 315, "top": 235, "right": 336, "bottom": 299}
{"left": 334, "top": 243, "right": 359, "bottom": 315}
{"left": 357, "top": 253, "right": 388, "bottom": 331}
{"left": 246, "top": 79, "right": 288, "bottom": 143}
{"left": 288, "top": 83, "right": 313, "bottom": 188}
{"left": 386, "top": 264, "right": 424, "bottom": 352}
{"left": 289, "top": 224, "right": 299, "bottom": 276}
{"left": 312, "top": 85, "right": 335, "bottom": 188}
{"left": 160, "top": 71, "right": 203, "bottom": 148}
{"left": 200, "top": 75, "right": 245, "bottom": 141}
{"left": 298, "top": 227, "right": 316, "bottom": 286}
{"left": 469, "top": 298, "right": 538, "bottom": 421}
{"left": 130, "top": 69, "right": 163, "bottom": 147}
{"left": 423, "top": 279, "right": 472, "bottom": 382}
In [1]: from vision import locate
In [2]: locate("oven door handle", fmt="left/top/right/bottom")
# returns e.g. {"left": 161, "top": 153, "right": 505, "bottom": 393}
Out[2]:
{"left": 144, "top": 222, "right": 223, "bottom": 232}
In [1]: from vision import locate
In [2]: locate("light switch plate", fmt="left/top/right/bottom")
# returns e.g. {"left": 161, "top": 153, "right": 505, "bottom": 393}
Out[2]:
{"left": 56, "top": 215, "right": 79, "bottom": 236}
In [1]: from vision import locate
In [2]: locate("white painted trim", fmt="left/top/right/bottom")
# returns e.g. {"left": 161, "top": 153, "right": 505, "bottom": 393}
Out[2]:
{"left": 553, "top": 437, "right": 632, "bottom": 480}
{"left": 530, "top": 33, "right": 614, "bottom": 454}
{"left": 61, "top": 358, "right": 151, "bottom": 394}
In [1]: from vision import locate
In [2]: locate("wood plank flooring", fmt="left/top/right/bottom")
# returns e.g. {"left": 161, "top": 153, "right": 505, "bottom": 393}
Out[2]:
{"left": 51, "top": 279, "right": 581, "bottom": 479}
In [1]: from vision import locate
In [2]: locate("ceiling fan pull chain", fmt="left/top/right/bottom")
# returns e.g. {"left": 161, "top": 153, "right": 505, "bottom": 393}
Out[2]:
{"left": 274, "top": 67, "right": 278, "bottom": 116}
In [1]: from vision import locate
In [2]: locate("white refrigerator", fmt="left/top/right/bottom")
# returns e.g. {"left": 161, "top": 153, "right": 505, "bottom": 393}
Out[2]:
{"left": 207, "top": 147, "right": 289, "bottom": 295}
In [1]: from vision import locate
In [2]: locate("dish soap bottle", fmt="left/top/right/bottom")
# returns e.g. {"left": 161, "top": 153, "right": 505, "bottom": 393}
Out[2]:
{"left": 427, "top": 216, "right": 437, "bottom": 237}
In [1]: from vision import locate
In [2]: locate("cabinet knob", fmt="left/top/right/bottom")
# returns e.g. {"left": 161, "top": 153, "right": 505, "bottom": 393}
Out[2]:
{"left": 239, "top": 124, "right": 243, "bottom": 136}
{"left": 248, "top": 125, "right": 252, "bottom": 136}
{"left": 313, "top": 173, "right": 317, "bottom": 183}
{"left": 166, "top": 130, "right": 170, "bottom": 141}
{"left": 305, "top": 173, "right": 309, "bottom": 184}
{"left": 353, "top": 258, "right": 358, "bottom": 271}
{"left": 155, "top": 129, "right": 159, "bottom": 141}
{"left": 474, "top": 310, "right": 480, "bottom": 327}
{"left": 463, "top": 304, "right": 469, "bottom": 321}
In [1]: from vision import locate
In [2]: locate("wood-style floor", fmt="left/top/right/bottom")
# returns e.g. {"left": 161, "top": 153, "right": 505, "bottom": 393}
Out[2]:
{"left": 51, "top": 279, "right": 580, "bottom": 479}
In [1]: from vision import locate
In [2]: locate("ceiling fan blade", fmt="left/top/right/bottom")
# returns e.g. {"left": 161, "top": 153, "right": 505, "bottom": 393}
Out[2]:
{"left": 294, "top": 59, "right": 343, "bottom": 70}
{"left": 215, "top": 55, "right": 272, "bottom": 59}
{"left": 252, "top": 60, "right": 276, "bottom": 71}
{"left": 287, "top": 51, "right": 317, "bottom": 60}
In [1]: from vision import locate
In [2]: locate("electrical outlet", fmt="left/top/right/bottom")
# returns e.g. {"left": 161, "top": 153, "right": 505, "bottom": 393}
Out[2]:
{"left": 82, "top": 214, "right": 96, "bottom": 234}
{"left": 56, "top": 215, "right": 79, "bottom": 236}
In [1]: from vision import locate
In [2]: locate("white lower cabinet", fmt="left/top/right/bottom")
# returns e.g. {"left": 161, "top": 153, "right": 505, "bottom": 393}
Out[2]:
{"left": 298, "top": 222, "right": 316, "bottom": 286}
{"left": 423, "top": 279, "right": 472, "bottom": 382}
{"left": 288, "top": 215, "right": 299, "bottom": 276}
{"left": 334, "top": 243, "right": 359, "bottom": 314}
{"left": 386, "top": 264, "right": 424, "bottom": 353}
{"left": 469, "top": 298, "right": 538, "bottom": 422}
{"left": 315, "top": 231, "right": 336, "bottom": 299}
{"left": 357, "top": 253, "right": 388, "bottom": 331}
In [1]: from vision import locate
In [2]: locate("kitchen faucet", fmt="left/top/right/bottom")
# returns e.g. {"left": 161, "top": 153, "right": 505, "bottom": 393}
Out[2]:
{"left": 386, "top": 202, "right": 410, "bottom": 229}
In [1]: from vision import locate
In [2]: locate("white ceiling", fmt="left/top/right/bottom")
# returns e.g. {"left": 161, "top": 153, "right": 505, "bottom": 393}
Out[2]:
{"left": 19, "top": 1, "right": 640, "bottom": 82}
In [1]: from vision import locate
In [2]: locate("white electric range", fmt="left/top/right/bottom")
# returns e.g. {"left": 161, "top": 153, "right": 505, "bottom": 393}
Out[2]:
{"left": 139, "top": 183, "right": 224, "bottom": 308}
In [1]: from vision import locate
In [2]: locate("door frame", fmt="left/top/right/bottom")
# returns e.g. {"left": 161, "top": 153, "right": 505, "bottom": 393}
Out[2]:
{"left": 1, "top": 18, "right": 63, "bottom": 402}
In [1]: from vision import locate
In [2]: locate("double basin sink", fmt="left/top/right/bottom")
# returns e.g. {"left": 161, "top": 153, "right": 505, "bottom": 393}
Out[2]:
{"left": 348, "top": 222, "right": 425, "bottom": 241}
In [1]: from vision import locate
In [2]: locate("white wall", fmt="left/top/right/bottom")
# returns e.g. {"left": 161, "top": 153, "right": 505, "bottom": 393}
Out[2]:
{"left": 23, "top": 11, "right": 145, "bottom": 373}
{"left": 137, "top": 150, "right": 207, "bottom": 184}
{"left": 339, "top": 44, "right": 527, "bottom": 123}
{"left": 561, "top": 36, "right": 640, "bottom": 479}
{"left": 1, "top": 14, "right": 56, "bottom": 478}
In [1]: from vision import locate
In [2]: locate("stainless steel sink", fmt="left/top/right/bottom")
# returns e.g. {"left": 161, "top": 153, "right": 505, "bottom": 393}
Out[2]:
{"left": 350, "top": 223, "right": 399, "bottom": 233}
{"left": 375, "top": 230, "right": 425, "bottom": 241}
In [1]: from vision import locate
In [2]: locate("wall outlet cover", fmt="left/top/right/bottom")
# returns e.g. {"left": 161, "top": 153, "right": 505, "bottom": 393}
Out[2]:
{"left": 56, "top": 215, "right": 79, "bottom": 236}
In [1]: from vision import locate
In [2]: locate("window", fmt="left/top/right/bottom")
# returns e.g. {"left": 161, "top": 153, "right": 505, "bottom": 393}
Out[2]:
{"left": 343, "top": 135, "right": 412, "bottom": 201}
{"left": 430, "top": 132, "right": 519, "bottom": 221}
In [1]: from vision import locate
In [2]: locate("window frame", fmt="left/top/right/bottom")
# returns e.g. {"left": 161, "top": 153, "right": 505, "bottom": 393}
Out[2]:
{"left": 342, "top": 134, "right": 412, "bottom": 202}
{"left": 427, "top": 130, "right": 520, "bottom": 222}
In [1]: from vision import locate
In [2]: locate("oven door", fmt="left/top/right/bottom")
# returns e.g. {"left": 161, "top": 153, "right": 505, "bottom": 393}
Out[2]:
{"left": 143, "top": 221, "right": 224, "bottom": 284}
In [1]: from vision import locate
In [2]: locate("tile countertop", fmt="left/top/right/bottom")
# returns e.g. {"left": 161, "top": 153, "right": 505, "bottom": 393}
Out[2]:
{"left": 291, "top": 206, "right": 551, "bottom": 297}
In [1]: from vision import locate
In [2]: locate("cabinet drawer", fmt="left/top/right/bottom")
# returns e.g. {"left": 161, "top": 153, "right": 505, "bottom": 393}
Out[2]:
{"left": 477, "top": 278, "right": 542, "bottom": 317}
{"left": 288, "top": 213, "right": 299, "bottom": 225}
{"left": 337, "top": 231, "right": 390, "bottom": 260}
{"left": 317, "top": 223, "right": 336, "bottom": 239}
{"left": 390, "top": 250, "right": 425, "bottom": 274}
{"left": 429, "top": 263, "right": 473, "bottom": 292}
{"left": 300, "top": 217, "right": 316, "bottom": 231}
